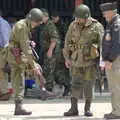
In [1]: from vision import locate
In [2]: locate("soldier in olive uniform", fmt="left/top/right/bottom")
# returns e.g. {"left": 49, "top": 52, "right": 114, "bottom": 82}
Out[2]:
{"left": 100, "top": 2, "right": 120, "bottom": 119}
{"left": 51, "top": 12, "right": 71, "bottom": 96}
{"left": 40, "top": 9, "right": 60, "bottom": 92}
{"left": 63, "top": 4, "right": 104, "bottom": 117}
{"left": 7, "top": 8, "right": 43, "bottom": 115}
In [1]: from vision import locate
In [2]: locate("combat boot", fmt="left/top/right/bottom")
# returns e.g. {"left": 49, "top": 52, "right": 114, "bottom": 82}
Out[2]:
{"left": 84, "top": 99, "right": 93, "bottom": 117}
{"left": 14, "top": 100, "right": 32, "bottom": 115}
{"left": 64, "top": 97, "right": 78, "bottom": 116}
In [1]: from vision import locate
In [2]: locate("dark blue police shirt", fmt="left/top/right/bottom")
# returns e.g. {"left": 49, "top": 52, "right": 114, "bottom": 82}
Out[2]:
{"left": 102, "top": 14, "right": 120, "bottom": 62}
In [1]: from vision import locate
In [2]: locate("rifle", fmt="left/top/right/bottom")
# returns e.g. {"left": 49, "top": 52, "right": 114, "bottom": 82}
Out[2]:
{"left": 29, "top": 41, "right": 46, "bottom": 88}
{"left": 96, "top": 63, "right": 105, "bottom": 94}
{"left": 30, "top": 41, "right": 39, "bottom": 62}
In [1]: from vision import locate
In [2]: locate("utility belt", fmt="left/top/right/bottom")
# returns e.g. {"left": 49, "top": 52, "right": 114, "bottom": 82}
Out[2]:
{"left": 78, "top": 44, "right": 99, "bottom": 60}
{"left": 77, "top": 44, "right": 87, "bottom": 50}
{"left": 71, "top": 44, "right": 99, "bottom": 67}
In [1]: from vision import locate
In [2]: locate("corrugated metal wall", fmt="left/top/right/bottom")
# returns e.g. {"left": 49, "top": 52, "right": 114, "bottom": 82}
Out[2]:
{"left": 0, "top": 0, "right": 119, "bottom": 18}
{"left": 0, "top": 0, "right": 30, "bottom": 17}
{"left": 32, "top": 0, "right": 75, "bottom": 25}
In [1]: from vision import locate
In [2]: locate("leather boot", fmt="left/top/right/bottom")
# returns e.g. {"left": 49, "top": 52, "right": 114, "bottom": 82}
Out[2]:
{"left": 64, "top": 97, "right": 78, "bottom": 116}
{"left": 84, "top": 99, "right": 93, "bottom": 117}
{"left": 14, "top": 100, "right": 32, "bottom": 115}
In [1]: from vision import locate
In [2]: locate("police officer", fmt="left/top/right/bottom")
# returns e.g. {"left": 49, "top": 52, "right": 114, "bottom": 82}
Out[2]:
{"left": 63, "top": 4, "right": 104, "bottom": 117}
{"left": 100, "top": 2, "right": 120, "bottom": 119}
{"left": 7, "top": 8, "right": 43, "bottom": 115}
{"left": 40, "top": 9, "right": 60, "bottom": 92}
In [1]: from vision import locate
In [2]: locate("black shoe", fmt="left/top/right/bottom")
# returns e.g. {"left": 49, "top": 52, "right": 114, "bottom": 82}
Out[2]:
{"left": 84, "top": 111, "right": 93, "bottom": 117}
{"left": 104, "top": 113, "right": 120, "bottom": 119}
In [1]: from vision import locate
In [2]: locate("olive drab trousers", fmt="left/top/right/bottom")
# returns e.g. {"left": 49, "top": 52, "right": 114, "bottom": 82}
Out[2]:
{"left": 11, "top": 63, "right": 41, "bottom": 101}
{"left": 70, "top": 66, "right": 96, "bottom": 100}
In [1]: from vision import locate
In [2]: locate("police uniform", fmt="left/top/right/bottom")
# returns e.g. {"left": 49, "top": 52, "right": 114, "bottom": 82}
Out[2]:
{"left": 63, "top": 4, "right": 104, "bottom": 116}
{"left": 101, "top": 2, "right": 120, "bottom": 119}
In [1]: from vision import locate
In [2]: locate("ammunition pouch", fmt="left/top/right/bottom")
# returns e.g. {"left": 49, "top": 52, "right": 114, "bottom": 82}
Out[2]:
{"left": 71, "top": 44, "right": 99, "bottom": 67}
{"left": 83, "top": 45, "right": 99, "bottom": 60}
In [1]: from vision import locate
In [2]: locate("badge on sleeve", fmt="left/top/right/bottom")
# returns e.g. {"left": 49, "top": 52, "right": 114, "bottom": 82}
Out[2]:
{"left": 105, "top": 33, "right": 111, "bottom": 41}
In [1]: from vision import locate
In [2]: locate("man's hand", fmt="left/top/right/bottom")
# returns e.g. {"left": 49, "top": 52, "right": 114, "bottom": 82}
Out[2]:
{"left": 33, "top": 68, "right": 42, "bottom": 76}
{"left": 46, "top": 50, "right": 53, "bottom": 58}
{"left": 105, "top": 61, "right": 112, "bottom": 70}
{"left": 31, "top": 41, "right": 36, "bottom": 48}
{"left": 65, "top": 60, "right": 72, "bottom": 68}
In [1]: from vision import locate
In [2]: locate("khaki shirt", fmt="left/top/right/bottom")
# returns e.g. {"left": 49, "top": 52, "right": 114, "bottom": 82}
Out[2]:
{"left": 63, "top": 18, "right": 104, "bottom": 67}
{"left": 7, "top": 19, "right": 36, "bottom": 69}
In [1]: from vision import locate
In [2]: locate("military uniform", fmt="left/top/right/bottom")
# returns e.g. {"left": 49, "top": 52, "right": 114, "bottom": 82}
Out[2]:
{"left": 100, "top": 2, "right": 120, "bottom": 119}
{"left": 7, "top": 19, "right": 38, "bottom": 100}
{"left": 52, "top": 18, "right": 71, "bottom": 96}
{"left": 63, "top": 17, "right": 103, "bottom": 98}
{"left": 63, "top": 4, "right": 104, "bottom": 117}
{"left": 40, "top": 19, "right": 60, "bottom": 91}
{"left": 6, "top": 8, "right": 44, "bottom": 115}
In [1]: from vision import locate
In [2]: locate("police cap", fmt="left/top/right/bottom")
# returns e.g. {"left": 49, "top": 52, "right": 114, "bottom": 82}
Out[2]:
{"left": 100, "top": 2, "right": 117, "bottom": 12}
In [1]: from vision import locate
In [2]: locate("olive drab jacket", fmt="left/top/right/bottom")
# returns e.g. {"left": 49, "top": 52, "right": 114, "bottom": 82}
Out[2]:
{"left": 7, "top": 19, "right": 37, "bottom": 69}
{"left": 63, "top": 18, "right": 104, "bottom": 68}
{"left": 40, "top": 20, "right": 60, "bottom": 55}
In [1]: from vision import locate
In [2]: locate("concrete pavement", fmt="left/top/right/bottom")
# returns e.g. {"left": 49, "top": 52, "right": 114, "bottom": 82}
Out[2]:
{"left": 0, "top": 97, "right": 113, "bottom": 120}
